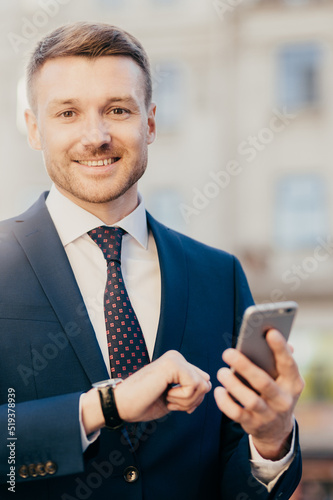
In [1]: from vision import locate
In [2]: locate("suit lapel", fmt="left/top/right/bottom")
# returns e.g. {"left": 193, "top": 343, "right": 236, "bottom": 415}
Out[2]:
{"left": 12, "top": 194, "right": 189, "bottom": 381}
{"left": 147, "top": 213, "right": 189, "bottom": 361}
{"left": 13, "top": 193, "right": 108, "bottom": 383}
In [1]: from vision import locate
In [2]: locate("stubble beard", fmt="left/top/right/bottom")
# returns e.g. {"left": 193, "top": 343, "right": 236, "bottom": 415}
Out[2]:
{"left": 44, "top": 148, "right": 148, "bottom": 205}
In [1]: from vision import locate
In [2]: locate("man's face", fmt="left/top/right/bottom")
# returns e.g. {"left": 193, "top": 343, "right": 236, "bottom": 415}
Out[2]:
{"left": 25, "top": 56, "right": 156, "bottom": 207}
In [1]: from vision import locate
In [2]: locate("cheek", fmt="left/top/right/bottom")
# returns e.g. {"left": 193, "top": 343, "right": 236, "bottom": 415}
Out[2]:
{"left": 127, "top": 127, "right": 148, "bottom": 152}
{"left": 40, "top": 129, "right": 75, "bottom": 157}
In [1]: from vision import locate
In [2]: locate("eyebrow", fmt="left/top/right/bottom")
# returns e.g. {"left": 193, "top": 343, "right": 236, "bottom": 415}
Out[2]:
{"left": 47, "top": 98, "right": 80, "bottom": 110}
{"left": 47, "top": 96, "right": 140, "bottom": 110}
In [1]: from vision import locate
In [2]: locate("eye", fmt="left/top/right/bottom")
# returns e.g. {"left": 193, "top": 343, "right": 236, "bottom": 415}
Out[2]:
{"left": 110, "top": 108, "right": 129, "bottom": 115}
{"left": 60, "top": 110, "right": 75, "bottom": 118}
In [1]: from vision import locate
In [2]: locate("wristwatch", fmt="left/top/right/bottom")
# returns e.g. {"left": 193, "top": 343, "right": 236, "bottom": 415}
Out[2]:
{"left": 92, "top": 378, "right": 124, "bottom": 430}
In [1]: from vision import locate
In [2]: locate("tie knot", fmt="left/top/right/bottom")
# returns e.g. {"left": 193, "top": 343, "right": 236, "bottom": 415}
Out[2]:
{"left": 88, "top": 226, "right": 124, "bottom": 263}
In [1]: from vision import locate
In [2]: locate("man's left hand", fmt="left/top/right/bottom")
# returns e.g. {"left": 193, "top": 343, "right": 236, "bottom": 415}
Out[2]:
{"left": 214, "top": 329, "right": 304, "bottom": 460}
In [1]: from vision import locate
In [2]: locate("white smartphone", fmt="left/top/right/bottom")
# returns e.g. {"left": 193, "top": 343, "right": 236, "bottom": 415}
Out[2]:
{"left": 234, "top": 301, "right": 298, "bottom": 379}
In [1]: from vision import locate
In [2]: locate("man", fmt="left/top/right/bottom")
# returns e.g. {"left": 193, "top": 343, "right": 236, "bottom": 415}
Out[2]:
{"left": 0, "top": 22, "right": 303, "bottom": 499}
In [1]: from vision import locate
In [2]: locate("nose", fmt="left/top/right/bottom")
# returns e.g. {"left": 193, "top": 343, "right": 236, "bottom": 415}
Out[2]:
{"left": 80, "top": 115, "right": 111, "bottom": 149}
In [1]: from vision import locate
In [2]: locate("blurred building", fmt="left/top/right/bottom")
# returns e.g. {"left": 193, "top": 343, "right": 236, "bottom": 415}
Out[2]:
{"left": 1, "top": 0, "right": 333, "bottom": 497}
{"left": 210, "top": 3, "right": 333, "bottom": 498}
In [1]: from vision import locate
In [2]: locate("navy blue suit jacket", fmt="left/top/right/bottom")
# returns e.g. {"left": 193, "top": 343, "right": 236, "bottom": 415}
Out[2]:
{"left": 0, "top": 193, "right": 301, "bottom": 499}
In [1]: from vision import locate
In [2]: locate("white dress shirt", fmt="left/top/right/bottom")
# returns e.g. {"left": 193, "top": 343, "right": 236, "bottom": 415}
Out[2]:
{"left": 46, "top": 185, "right": 161, "bottom": 368}
{"left": 45, "top": 184, "right": 294, "bottom": 491}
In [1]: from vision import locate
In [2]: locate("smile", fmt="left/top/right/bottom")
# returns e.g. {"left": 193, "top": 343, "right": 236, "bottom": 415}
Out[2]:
{"left": 74, "top": 158, "right": 120, "bottom": 166}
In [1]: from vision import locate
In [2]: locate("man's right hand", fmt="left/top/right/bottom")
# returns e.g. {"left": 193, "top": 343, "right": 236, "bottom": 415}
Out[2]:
{"left": 82, "top": 351, "right": 211, "bottom": 435}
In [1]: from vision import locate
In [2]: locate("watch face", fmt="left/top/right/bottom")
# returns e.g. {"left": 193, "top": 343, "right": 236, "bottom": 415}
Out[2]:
{"left": 92, "top": 379, "right": 123, "bottom": 389}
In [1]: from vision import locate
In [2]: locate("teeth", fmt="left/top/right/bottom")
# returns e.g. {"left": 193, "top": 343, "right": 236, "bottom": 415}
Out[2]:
{"left": 77, "top": 158, "right": 117, "bottom": 166}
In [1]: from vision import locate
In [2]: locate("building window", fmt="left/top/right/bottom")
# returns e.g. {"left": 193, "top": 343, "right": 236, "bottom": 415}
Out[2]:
{"left": 274, "top": 174, "right": 328, "bottom": 250}
{"left": 277, "top": 42, "right": 323, "bottom": 111}
{"left": 152, "top": 62, "right": 184, "bottom": 132}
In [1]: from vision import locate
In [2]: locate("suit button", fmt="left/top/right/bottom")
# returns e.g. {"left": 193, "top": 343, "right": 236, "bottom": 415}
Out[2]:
{"left": 36, "top": 463, "right": 46, "bottom": 477}
{"left": 45, "top": 461, "right": 57, "bottom": 475}
{"left": 28, "top": 464, "right": 38, "bottom": 478}
{"left": 123, "top": 466, "right": 139, "bottom": 483}
{"left": 18, "top": 465, "right": 29, "bottom": 479}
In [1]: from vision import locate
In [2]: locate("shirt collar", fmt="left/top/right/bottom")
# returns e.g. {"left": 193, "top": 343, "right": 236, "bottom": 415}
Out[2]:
{"left": 45, "top": 184, "right": 148, "bottom": 250}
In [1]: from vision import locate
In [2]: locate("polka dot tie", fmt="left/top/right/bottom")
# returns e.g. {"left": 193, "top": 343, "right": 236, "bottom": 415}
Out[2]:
{"left": 88, "top": 226, "right": 150, "bottom": 379}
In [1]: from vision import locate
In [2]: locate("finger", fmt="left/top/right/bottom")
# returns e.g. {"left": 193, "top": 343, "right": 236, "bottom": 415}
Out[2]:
{"left": 166, "top": 384, "right": 211, "bottom": 414}
{"left": 214, "top": 386, "right": 245, "bottom": 423}
{"left": 167, "top": 403, "right": 199, "bottom": 414}
{"left": 222, "top": 349, "right": 280, "bottom": 400}
{"left": 265, "top": 330, "right": 301, "bottom": 382}
{"left": 168, "top": 356, "right": 210, "bottom": 389}
{"left": 167, "top": 402, "right": 198, "bottom": 414}
{"left": 187, "top": 405, "right": 199, "bottom": 414}
{"left": 190, "top": 364, "right": 211, "bottom": 382}
{"left": 166, "top": 357, "right": 211, "bottom": 403}
{"left": 167, "top": 391, "right": 206, "bottom": 413}
{"left": 167, "top": 380, "right": 211, "bottom": 400}
{"left": 287, "top": 343, "right": 294, "bottom": 354}
{"left": 166, "top": 394, "right": 204, "bottom": 411}
{"left": 217, "top": 367, "right": 268, "bottom": 414}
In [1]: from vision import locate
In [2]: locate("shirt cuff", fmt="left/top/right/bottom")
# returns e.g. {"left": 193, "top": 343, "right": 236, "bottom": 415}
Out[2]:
{"left": 79, "top": 394, "right": 100, "bottom": 452}
{"left": 249, "top": 419, "right": 296, "bottom": 493}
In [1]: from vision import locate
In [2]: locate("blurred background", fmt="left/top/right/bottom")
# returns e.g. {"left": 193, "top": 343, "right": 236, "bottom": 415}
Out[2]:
{"left": 1, "top": 0, "right": 333, "bottom": 497}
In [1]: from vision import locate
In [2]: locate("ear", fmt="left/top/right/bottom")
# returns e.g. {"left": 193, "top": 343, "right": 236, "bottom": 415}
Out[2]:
{"left": 147, "top": 102, "right": 157, "bottom": 145}
{"left": 24, "top": 109, "right": 42, "bottom": 150}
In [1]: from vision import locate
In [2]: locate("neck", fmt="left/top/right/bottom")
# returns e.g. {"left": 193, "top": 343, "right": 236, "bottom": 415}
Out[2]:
{"left": 55, "top": 185, "right": 139, "bottom": 225}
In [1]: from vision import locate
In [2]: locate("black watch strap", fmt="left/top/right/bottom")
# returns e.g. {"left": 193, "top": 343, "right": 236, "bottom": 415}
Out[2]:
{"left": 98, "top": 386, "right": 124, "bottom": 430}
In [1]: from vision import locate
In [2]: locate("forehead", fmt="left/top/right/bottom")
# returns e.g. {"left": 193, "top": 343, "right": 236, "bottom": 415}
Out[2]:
{"left": 33, "top": 55, "right": 146, "bottom": 108}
